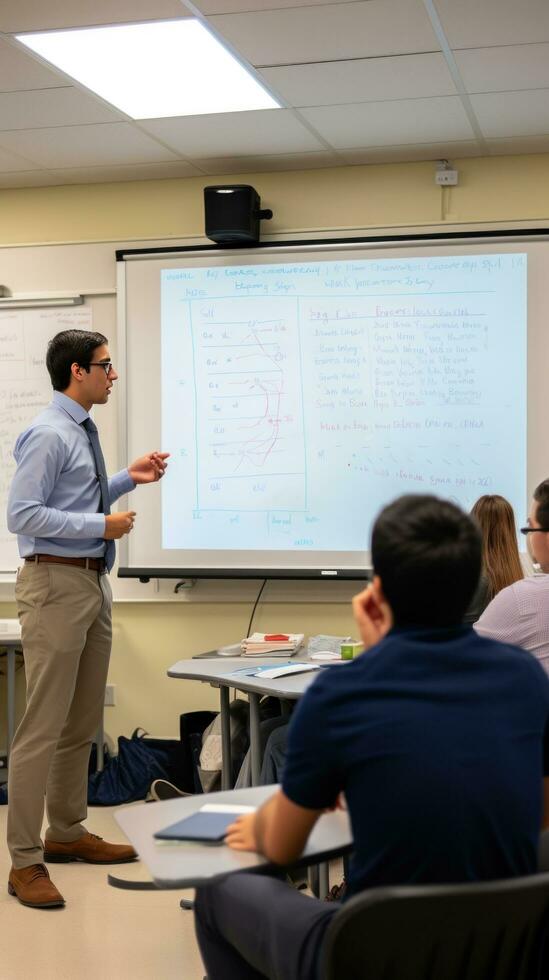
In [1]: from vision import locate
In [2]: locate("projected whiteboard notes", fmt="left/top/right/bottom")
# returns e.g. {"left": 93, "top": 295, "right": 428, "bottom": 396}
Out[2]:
{"left": 161, "top": 253, "right": 526, "bottom": 557}
{"left": 191, "top": 299, "right": 306, "bottom": 512}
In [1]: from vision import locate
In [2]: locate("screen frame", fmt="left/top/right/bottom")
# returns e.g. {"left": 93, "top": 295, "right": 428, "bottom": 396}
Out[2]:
{"left": 116, "top": 226, "right": 545, "bottom": 581}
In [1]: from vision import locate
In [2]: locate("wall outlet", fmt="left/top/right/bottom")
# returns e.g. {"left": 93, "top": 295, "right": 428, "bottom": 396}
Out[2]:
{"left": 104, "top": 684, "right": 116, "bottom": 706}
{"left": 435, "top": 169, "right": 458, "bottom": 186}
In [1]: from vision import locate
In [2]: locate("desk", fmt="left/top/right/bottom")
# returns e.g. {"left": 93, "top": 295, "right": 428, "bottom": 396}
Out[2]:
{"left": 168, "top": 657, "right": 324, "bottom": 788}
{"left": 113, "top": 784, "right": 353, "bottom": 890}
{"left": 0, "top": 619, "right": 22, "bottom": 764}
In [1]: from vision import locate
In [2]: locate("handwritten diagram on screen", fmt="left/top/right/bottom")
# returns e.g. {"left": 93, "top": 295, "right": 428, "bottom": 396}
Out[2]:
{"left": 161, "top": 253, "right": 526, "bottom": 556}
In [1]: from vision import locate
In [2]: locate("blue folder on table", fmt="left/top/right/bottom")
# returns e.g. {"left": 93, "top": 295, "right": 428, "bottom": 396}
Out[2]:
{"left": 154, "top": 810, "right": 243, "bottom": 844}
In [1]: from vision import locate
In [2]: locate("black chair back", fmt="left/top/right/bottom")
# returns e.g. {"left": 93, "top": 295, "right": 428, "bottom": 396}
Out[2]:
{"left": 319, "top": 872, "right": 549, "bottom": 980}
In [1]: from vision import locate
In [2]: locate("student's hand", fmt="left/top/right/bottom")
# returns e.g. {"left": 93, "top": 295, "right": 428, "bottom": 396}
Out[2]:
{"left": 352, "top": 584, "right": 393, "bottom": 650}
{"left": 128, "top": 452, "right": 170, "bottom": 485}
{"left": 104, "top": 511, "right": 136, "bottom": 539}
{"left": 225, "top": 813, "right": 258, "bottom": 852}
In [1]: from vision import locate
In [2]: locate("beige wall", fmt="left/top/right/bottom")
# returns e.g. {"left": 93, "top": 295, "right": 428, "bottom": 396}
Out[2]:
{"left": 2, "top": 153, "right": 549, "bottom": 247}
{"left": 1, "top": 151, "right": 547, "bottom": 743}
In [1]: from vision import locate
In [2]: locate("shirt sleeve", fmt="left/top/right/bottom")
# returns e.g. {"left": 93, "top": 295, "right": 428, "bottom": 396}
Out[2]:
{"left": 7, "top": 425, "right": 105, "bottom": 539}
{"left": 108, "top": 469, "right": 136, "bottom": 505}
{"left": 282, "top": 678, "right": 343, "bottom": 810}
{"left": 474, "top": 585, "right": 523, "bottom": 646}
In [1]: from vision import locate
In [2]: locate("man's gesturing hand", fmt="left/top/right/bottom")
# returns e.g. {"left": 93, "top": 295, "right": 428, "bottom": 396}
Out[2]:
{"left": 128, "top": 452, "right": 170, "bottom": 485}
{"left": 104, "top": 511, "right": 136, "bottom": 539}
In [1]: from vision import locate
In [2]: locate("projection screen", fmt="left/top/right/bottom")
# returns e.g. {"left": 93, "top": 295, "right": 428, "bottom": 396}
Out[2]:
{"left": 116, "top": 232, "right": 548, "bottom": 579}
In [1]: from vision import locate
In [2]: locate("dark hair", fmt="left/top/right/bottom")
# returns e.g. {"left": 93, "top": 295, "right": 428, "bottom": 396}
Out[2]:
{"left": 371, "top": 494, "right": 481, "bottom": 628}
{"left": 46, "top": 329, "right": 108, "bottom": 391}
{"left": 533, "top": 479, "right": 549, "bottom": 529}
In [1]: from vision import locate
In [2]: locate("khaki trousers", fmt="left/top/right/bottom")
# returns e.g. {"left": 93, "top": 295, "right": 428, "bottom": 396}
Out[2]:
{"left": 7, "top": 561, "right": 112, "bottom": 869}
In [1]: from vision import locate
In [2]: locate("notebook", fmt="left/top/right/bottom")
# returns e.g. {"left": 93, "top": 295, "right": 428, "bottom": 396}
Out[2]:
{"left": 154, "top": 805, "right": 254, "bottom": 843}
{"left": 228, "top": 662, "right": 321, "bottom": 680}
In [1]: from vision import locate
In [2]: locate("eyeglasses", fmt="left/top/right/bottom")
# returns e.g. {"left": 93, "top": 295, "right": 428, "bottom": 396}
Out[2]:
{"left": 520, "top": 526, "right": 549, "bottom": 535}
{"left": 87, "top": 361, "right": 114, "bottom": 376}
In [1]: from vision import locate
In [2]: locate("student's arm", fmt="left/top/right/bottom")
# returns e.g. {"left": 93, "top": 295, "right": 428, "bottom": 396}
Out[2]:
{"left": 226, "top": 789, "right": 322, "bottom": 864}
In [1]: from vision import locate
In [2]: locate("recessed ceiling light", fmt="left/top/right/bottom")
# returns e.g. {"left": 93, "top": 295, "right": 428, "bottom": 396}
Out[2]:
{"left": 17, "top": 20, "right": 281, "bottom": 118}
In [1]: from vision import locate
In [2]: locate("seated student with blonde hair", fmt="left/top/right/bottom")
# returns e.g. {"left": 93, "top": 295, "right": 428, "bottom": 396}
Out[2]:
{"left": 464, "top": 494, "right": 524, "bottom": 623}
{"left": 194, "top": 494, "right": 549, "bottom": 980}
{"left": 475, "top": 479, "right": 549, "bottom": 674}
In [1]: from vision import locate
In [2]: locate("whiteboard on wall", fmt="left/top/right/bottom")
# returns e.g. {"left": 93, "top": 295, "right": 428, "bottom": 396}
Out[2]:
{"left": 0, "top": 306, "right": 93, "bottom": 572}
{"left": 0, "top": 230, "right": 545, "bottom": 602}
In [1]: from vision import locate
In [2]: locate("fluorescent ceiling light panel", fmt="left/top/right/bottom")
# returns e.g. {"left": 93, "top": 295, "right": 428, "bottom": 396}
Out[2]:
{"left": 17, "top": 20, "right": 280, "bottom": 118}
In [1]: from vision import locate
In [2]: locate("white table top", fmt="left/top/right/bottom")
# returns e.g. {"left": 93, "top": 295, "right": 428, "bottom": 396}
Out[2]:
{"left": 0, "top": 619, "right": 21, "bottom": 642}
{"left": 115, "top": 784, "right": 353, "bottom": 889}
{"left": 167, "top": 656, "right": 346, "bottom": 699}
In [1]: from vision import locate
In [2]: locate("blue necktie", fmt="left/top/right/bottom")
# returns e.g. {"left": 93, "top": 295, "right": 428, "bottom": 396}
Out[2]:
{"left": 82, "top": 417, "right": 115, "bottom": 571}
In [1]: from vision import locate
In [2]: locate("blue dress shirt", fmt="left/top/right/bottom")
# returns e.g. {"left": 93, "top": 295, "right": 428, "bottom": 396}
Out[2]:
{"left": 7, "top": 391, "right": 135, "bottom": 562}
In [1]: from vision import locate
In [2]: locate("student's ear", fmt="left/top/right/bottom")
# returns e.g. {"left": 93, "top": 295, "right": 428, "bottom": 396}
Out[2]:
{"left": 371, "top": 575, "right": 387, "bottom": 604}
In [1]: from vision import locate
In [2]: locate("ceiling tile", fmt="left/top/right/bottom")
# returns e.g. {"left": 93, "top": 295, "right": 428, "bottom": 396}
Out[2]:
{"left": 0, "top": 169, "right": 67, "bottom": 188}
{"left": 0, "top": 122, "right": 180, "bottom": 168}
{"left": 194, "top": 0, "right": 355, "bottom": 11}
{"left": 339, "top": 141, "right": 481, "bottom": 165}
{"left": 301, "top": 96, "right": 474, "bottom": 148}
{"left": 455, "top": 44, "right": 549, "bottom": 94}
{"left": 0, "top": 0, "right": 189, "bottom": 33}
{"left": 261, "top": 53, "right": 456, "bottom": 108}
{"left": 435, "top": 0, "right": 549, "bottom": 48}
{"left": 0, "top": 37, "right": 69, "bottom": 91}
{"left": 47, "top": 161, "right": 205, "bottom": 183}
{"left": 207, "top": 0, "right": 440, "bottom": 68}
{"left": 0, "top": 87, "right": 124, "bottom": 131}
{"left": 470, "top": 90, "right": 549, "bottom": 138}
{"left": 0, "top": 143, "right": 41, "bottom": 173}
{"left": 141, "top": 109, "right": 324, "bottom": 157}
{"left": 195, "top": 150, "right": 341, "bottom": 174}
{"left": 487, "top": 135, "right": 549, "bottom": 155}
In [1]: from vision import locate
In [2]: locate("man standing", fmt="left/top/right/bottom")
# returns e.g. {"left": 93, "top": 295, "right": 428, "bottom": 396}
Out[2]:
{"left": 475, "top": 478, "right": 549, "bottom": 674}
{"left": 6, "top": 329, "right": 168, "bottom": 909}
{"left": 194, "top": 495, "right": 549, "bottom": 980}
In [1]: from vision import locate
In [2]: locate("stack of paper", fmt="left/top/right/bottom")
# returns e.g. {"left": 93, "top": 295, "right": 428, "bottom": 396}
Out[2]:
{"left": 241, "top": 632, "right": 304, "bottom": 657}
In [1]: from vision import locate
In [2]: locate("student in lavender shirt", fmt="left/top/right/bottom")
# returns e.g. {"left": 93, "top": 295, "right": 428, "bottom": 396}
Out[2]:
{"left": 194, "top": 494, "right": 549, "bottom": 980}
{"left": 475, "top": 479, "right": 549, "bottom": 675}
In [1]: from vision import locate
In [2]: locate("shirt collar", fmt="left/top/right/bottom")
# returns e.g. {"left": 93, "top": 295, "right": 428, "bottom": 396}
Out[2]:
{"left": 52, "top": 390, "right": 89, "bottom": 425}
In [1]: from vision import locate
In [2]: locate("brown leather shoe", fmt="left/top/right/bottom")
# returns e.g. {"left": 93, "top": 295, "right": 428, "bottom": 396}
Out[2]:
{"left": 44, "top": 832, "right": 137, "bottom": 865}
{"left": 8, "top": 864, "right": 65, "bottom": 908}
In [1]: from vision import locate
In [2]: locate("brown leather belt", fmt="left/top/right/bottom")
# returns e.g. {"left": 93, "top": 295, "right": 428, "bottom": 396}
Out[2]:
{"left": 25, "top": 554, "right": 107, "bottom": 573}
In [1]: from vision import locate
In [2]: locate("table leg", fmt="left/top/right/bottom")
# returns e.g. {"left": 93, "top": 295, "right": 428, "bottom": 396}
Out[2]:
{"left": 220, "top": 686, "right": 233, "bottom": 790}
{"left": 249, "top": 693, "right": 262, "bottom": 786}
{"left": 95, "top": 713, "right": 105, "bottom": 772}
{"left": 280, "top": 698, "right": 291, "bottom": 718}
{"left": 318, "top": 861, "right": 330, "bottom": 898}
{"left": 308, "top": 862, "right": 329, "bottom": 899}
{"left": 7, "top": 647, "right": 16, "bottom": 763}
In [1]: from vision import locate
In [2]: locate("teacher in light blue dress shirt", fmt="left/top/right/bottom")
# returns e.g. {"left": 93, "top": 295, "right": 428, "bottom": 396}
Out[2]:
{"left": 5, "top": 328, "right": 168, "bottom": 910}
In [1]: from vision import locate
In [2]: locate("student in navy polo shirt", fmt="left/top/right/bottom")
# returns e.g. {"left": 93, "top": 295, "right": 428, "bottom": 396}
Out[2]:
{"left": 194, "top": 494, "right": 549, "bottom": 980}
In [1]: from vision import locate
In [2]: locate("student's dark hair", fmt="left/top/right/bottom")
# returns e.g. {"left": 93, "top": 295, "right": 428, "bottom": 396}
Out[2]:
{"left": 46, "top": 329, "right": 108, "bottom": 391}
{"left": 371, "top": 494, "right": 481, "bottom": 628}
{"left": 533, "top": 479, "right": 549, "bottom": 530}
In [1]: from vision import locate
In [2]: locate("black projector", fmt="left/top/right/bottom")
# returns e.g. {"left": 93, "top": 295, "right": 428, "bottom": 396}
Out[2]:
{"left": 204, "top": 184, "right": 272, "bottom": 245}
